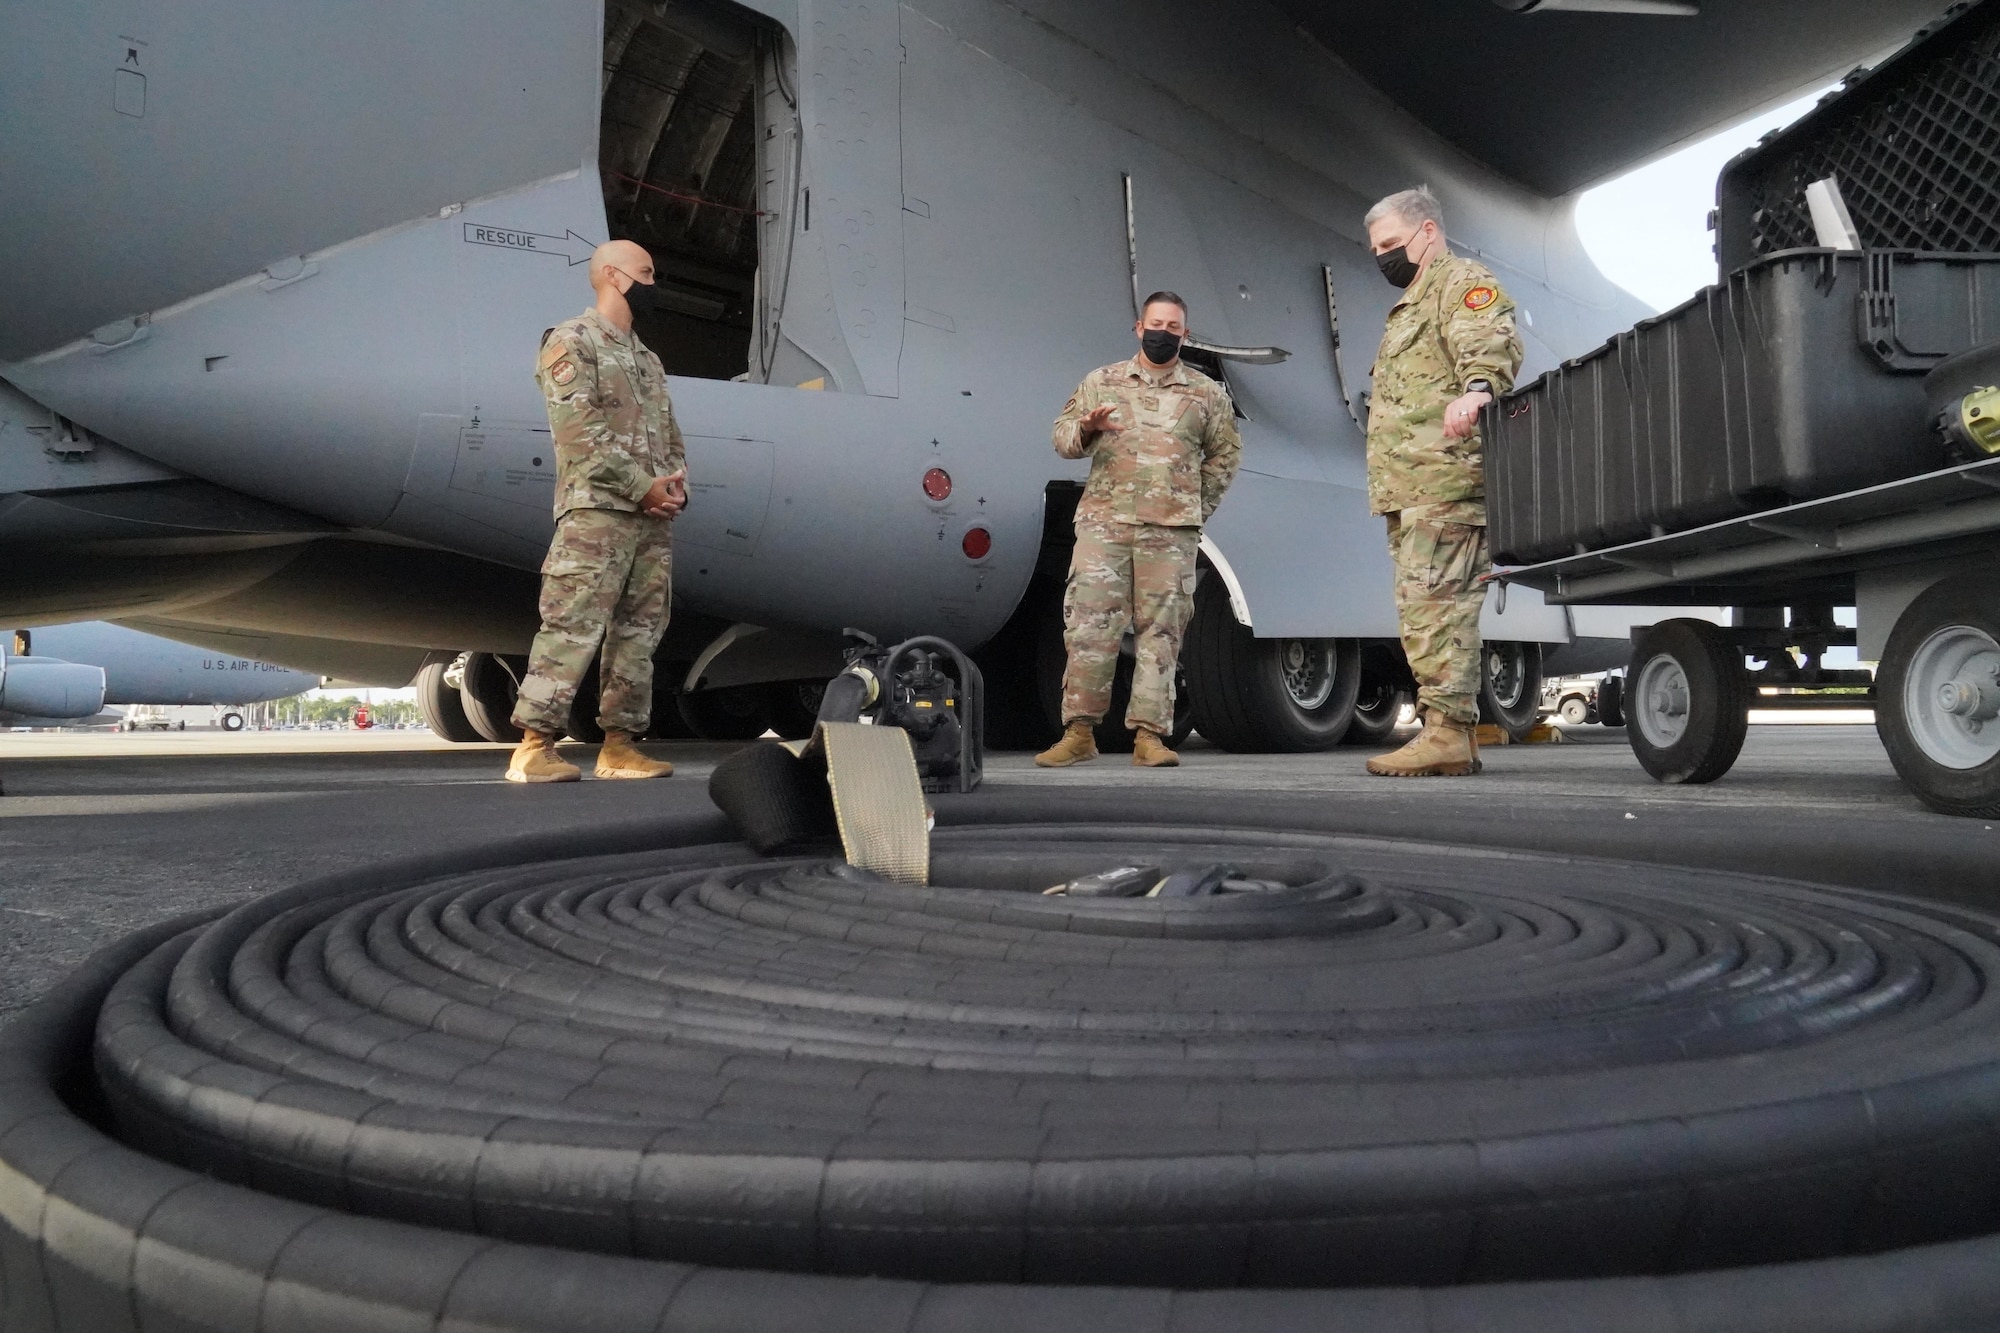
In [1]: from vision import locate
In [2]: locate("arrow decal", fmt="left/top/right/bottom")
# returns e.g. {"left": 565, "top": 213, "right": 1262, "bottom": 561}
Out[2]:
{"left": 461, "top": 224, "right": 598, "bottom": 266}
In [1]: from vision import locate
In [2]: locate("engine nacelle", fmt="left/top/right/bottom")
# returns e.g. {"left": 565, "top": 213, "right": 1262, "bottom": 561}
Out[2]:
{"left": 0, "top": 653, "right": 108, "bottom": 719}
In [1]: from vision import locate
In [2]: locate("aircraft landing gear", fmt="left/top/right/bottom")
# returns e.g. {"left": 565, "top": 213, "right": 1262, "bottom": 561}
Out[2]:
{"left": 1343, "top": 645, "right": 1417, "bottom": 748}
{"left": 1183, "top": 590, "right": 1360, "bottom": 753}
{"left": 459, "top": 653, "right": 526, "bottom": 744}
{"left": 762, "top": 680, "right": 827, "bottom": 741}
{"left": 677, "top": 685, "right": 770, "bottom": 740}
{"left": 416, "top": 657, "right": 483, "bottom": 743}
{"left": 220, "top": 712, "right": 245, "bottom": 732}
{"left": 1478, "top": 640, "right": 1545, "bottom": 742}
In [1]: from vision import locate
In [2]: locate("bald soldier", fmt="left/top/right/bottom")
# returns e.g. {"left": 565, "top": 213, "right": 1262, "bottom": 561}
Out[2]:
{"left": 1037, "top": 291, "right": 1241, "bottom": 769}
{"left": 505, "top": 239, "right": 688, "bottom": 784}
{"left": 1361, "top": 186, "right": 1524, "bottom": 778}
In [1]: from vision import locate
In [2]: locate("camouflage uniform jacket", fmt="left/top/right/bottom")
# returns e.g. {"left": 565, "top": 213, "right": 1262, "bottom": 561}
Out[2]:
{"left": 535, "top": 307, "right": 685, "bottom": 518}
{"left": 1052, "top": 357, "right": 1242, "bottom": 527}
{"left": 1365, "top": 252, "right": 1525, "bottom": 516}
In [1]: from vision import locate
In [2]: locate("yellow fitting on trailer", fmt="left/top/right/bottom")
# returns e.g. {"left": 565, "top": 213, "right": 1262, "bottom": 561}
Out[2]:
{"left": 1945, "top": 384, "right": 2000, "bottom": 457}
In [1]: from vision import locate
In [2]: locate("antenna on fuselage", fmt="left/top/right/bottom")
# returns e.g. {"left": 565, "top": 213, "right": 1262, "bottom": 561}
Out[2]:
{"left": 1322, "top": 265, "right": 1363, "bottom": 427}
{"left": 1120, "top": 171, "right": 1292, "bottom": 365}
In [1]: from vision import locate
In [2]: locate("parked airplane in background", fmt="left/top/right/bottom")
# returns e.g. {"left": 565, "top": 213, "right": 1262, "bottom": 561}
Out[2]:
{"left": 1, "top": 623, "right": 317, "bottom": 728}
{"left": 0, "top": 0, "right": 1943, "bottom": 747}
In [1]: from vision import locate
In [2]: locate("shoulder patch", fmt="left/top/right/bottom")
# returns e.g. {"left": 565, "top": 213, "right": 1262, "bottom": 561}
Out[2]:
{"left": 549, "top": 358, "right": 577, "bottom": 387}
{"left": 1463, "top": 286, "right": 1498, "bottom": 312}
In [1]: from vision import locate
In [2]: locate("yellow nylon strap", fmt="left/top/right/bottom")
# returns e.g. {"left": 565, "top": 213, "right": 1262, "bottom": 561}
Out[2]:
{"left": 815, "top": 721, "right": 930, "bottom": 885}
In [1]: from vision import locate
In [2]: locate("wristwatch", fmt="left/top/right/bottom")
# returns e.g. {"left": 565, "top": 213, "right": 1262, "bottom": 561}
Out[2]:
{"left": 1466, "top": 379, "right": 1493, "bottom": 396}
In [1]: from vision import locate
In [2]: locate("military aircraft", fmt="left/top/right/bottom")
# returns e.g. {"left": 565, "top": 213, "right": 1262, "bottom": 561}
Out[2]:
{"left": 0, "top": 0, "right": 1943, "bottom": 748}
{"left": 3, "top": 623, "right": 318, "bottom": 725}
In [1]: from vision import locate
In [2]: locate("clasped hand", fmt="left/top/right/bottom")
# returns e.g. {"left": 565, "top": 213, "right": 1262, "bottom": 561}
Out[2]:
{"left": 641, "top": 469, "right": 687, "bottom": 519}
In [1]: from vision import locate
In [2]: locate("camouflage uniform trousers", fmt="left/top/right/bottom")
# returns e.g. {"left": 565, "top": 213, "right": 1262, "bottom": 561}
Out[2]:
{"left": 1060, "top": 518, "right": 1200, "bottom": 733}
{"left": 511, "top": 508, "right": 673, "bottom": 736}
{"left": 1385, "top": 507, "right": 1488, "bottom": 727}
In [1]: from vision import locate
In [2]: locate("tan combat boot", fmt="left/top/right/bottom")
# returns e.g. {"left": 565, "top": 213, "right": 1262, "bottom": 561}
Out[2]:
{"left": 1131, "top": 727, "right": 1180, "bottom": 768}
{"left": 1035, "top": 721, "right": 1100, "bottom": 768}
{"left": 596, "top": 731, "right": 675, "bottom": 779}
{"left": 506, "top": 730, "right": 581, "bottom": 784}
{"left": 1365, "top": 712, "right": 1479, "bottom": 778}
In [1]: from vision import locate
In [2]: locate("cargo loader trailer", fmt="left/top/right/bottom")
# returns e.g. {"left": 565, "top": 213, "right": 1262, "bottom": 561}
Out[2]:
{"left": 1497, "top": 451, "right": 2000, "bottom": 816}
{"left": 1487, "top": 0, "right": 2000, "bottom": 817}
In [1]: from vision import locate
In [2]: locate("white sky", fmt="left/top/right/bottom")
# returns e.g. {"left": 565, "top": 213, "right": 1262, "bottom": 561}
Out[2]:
{"left": 1576, "top": 87, "right": 1831, "bottom": 313}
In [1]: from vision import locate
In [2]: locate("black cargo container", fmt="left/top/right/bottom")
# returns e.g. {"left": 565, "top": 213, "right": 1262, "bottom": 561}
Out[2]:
{"left": 1715, "top": 0, "right": 2000, "bottom": 273}
{"left": 1490, "top": 249, "right": 2000, "bottom": 565}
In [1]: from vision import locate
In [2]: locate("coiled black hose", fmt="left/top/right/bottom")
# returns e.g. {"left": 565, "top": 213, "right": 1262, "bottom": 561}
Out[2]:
{"left": 8, "top": 798, "right": 2000, "bottom": 1330}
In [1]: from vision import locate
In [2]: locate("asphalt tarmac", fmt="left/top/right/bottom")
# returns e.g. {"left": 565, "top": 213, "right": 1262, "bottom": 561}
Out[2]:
{"left": 3, "top": 722, "right": 1995, "bottom": 1024}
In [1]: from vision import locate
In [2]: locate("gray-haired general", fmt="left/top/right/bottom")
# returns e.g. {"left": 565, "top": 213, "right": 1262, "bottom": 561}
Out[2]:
{"left": 1359, "top": 186, "right": 1526, "bottom": 779}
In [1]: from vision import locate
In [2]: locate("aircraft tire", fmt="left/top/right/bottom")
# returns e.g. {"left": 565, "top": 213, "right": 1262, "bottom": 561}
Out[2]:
{"left": 1477, "top": 640, "right": 1544, "bottom": 741}
{"left": 1340, "top": 654, "right": 1413, "bottom": 747}
{"left": 415, "top": 660, "right": 483, "bottom": 743}
{"left": 219, "top": 711, "right": 245, "bottom": 732}
{"left": 763, "top": 679, "right": 828, "bottom": 741}
{"left": 1183, "top": 590, "right": 1360, "bottom": 752}
{"left": 677, "top": 684, "right": 770, "bottom": 740}
{"left": 19, "top": 798, "right": 2000, "bottom": 1331}
{"left": 643, "top": 686, "right": 697, "bottom": 740}
{"left": 459, "top": 652, "right": 526, "bottom": 745}
{"left": 1627, "top": 621, "right": 1750, "bottom": 785}
{"left": 1876, "top": 571, "right": 2000, "bottom": 819}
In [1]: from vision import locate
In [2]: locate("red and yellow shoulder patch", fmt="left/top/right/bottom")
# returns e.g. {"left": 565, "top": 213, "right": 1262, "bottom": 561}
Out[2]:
{"left": 548, "top": 358, "right": 577, "bottom": 387}
{"left": 1463, "top": 286, "right": 1498, "bottom": 312}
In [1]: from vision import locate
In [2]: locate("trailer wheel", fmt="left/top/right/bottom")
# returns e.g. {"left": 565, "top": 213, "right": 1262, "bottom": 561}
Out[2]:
{"left": 460, "top": 653, "right": 526, "bottom": 744}
{"left": 1478, "top": 640, "right": 1544, "bottom": 741}
{"left": 1626, "top": 621, "right": 1749, "bottom": 785}
{"left": 1558, "top": 695, "right": 1591, "bottom": 726}
{"left": 1877, "top": 572, "right": 2000, "bottom": 819}
{"left": 415, "top": 660, "right": 483, "bottom": 743}
{"left": 1184, "top": 591, "right": 1360, "bottom": 752}
{"left": 1597, "top": 674, "right": 1627, "bottom": 728}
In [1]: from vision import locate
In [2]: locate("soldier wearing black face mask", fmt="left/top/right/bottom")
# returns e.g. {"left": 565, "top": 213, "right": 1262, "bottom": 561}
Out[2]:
{"left": 505, "top": 239, "right": 688, "bottom": 785}
{"left": 1039, "top": 292, "right": 1242, "bottom": 770}
{"left": 1359, "top": 186, "right": 1525, "bottom": 780}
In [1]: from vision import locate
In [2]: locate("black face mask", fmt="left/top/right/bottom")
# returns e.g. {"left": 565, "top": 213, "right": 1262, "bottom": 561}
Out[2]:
{"left": 1140, "top": 329, "right": 1183, "bottom": 364}
{"left": 1376, "top": 245, "right": 1420, "bottom": 289}
{"left": 622, "top": 278, "right": 670, "bottom": 315}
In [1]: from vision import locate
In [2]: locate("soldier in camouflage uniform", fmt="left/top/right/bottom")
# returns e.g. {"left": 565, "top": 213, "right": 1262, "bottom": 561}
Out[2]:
{"left": 1037, "top": 292, "right": 1242, "bottom": 769}
{"left": 1361, "top": 186, "right": 1525, "bottom": 777}
{"left": 506, "top": 239, "right": 687, "bottom": 784}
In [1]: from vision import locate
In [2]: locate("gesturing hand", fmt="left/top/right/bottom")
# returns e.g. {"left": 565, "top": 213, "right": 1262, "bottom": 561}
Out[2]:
{"left": 1080, "top": 404, "right": 1123, "bottom": 436}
